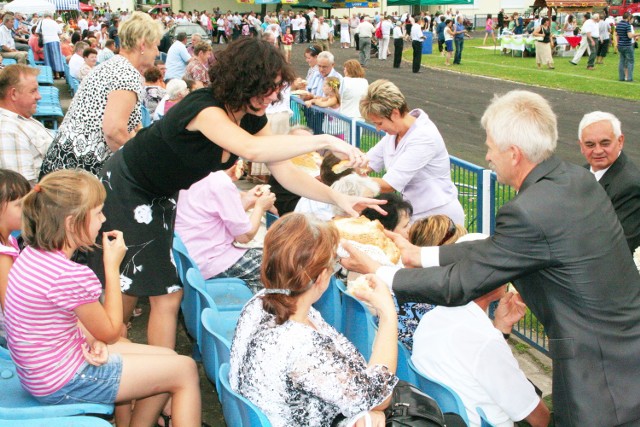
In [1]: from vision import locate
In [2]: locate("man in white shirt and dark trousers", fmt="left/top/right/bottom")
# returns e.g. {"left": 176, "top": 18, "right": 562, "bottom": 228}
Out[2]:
{"left": 392, "top": 21, "right": 405, "bottom": 68}
{"left": 410, "top": 17, "right": 424, "bottom": 73}
{"left": 570, "top": 12, "right": 597, "bottom": 69}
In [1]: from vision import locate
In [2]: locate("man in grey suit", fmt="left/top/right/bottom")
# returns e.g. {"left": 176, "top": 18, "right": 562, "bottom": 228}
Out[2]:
{"left": 343, "top": 90, "right": 640, "bottom": 427}
{"left": 578, "top": 111, "right": 640, "bottom": 253}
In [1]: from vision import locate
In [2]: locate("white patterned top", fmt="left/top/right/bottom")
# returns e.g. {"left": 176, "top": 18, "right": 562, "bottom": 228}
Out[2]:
{"left": 230, "top": 292, "right": 398, "bottom": 427}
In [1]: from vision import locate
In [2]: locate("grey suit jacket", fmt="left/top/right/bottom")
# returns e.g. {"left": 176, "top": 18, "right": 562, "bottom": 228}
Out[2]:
{"left": 594, "top": 151, "right": 640, "bottom": 253}
{"left": 394, "top": 156, "right": 640, "bottom": 427}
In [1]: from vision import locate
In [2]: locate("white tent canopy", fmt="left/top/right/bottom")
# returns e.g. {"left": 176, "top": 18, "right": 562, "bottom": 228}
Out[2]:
{"left": 3, "top": 0, "right": 57, "bottom": 15}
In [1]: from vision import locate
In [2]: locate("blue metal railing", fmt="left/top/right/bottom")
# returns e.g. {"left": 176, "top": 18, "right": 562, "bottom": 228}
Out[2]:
{"left": 290, "top": 100, "right": 548, "bottom": 355}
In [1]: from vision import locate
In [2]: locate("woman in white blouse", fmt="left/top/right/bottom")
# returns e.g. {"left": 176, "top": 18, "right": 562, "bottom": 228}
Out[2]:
{"left": 230, "top": 213, "right": 398, "bottom": 427}
{"left": 340, "top": 59, "right": 369, "bottom": 120}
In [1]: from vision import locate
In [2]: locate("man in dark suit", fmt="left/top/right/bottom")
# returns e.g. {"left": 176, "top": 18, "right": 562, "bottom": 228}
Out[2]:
{"left": 579, "top": 111, "right": 640, "bottom": 253}
{"left": 342, "top": 90, "right": 640, "bottom": 427}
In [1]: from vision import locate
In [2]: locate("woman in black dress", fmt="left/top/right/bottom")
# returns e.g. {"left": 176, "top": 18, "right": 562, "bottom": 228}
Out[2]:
{"left": 88, "top": 37, "right": 380, "bottom": 351}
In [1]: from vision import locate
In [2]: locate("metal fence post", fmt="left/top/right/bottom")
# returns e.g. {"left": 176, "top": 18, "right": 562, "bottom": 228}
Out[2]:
{"left": 481, "top": 170, "right": 492, "bottom": 235}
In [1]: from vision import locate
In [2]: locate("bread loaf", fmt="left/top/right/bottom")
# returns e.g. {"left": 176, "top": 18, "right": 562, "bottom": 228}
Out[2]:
{"left": 333, "top": 216, "right": 401, "bottom": 264}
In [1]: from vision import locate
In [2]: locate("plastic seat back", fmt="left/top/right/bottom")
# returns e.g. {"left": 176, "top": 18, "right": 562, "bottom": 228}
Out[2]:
{"left": 140, "top": 104, "right": 151, "bottom": 127}
{"left": 218, "top": 364, "right": 271, "bottom": 427}
{"left": 312, "top": 276, "right": 342, "bottom": 331}
{"left": 407, "top": 359, "right": 470, "bottom": 425}
{"left": 366, "top": 312, "right": 417, "bottom": 384}
{"left": 335, "top": 279, "right": 375, "bottom": 360}
{"left": 201, "top": 308, "right": 232, "bottom": 395}
{"left": 477, "top": 407, "right": 496, "bottom": 427}
{"left": 0, "top": 359, "right": 113, "bottom": 420}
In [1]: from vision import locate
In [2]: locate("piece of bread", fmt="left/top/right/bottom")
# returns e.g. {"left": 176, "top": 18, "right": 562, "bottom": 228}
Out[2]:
{"left": 235, "top": 159, "right": 244, "bottom": 179}
{"left": 255, "top": 184, "right": 271, "bottom": 197}
{"left": 332, "top": 159, "right": 351, "bottom": 174}
{"left": 347, "top": 275, "right": 372, "bottom": 296}
{"left": 333, "top": 216, "right": 401, "bottom": 264}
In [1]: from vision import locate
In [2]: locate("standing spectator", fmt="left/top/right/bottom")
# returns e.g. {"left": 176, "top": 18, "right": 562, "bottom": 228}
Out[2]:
{"left": 392, "top": 20, "right": 405, "bottom": 68}
{"left": 0, "top": 15, "right": 27, "bottom": 64}
{"left": 291, "top": 13, "right": 300, "bottom": 43}
{"left": 349, "top": 14, "right": 359, "bottom": 47}
{"left": 378, "top": 15, "right": 392, "bottom": 60}
{"left": 410, "top": 17, "right": 424, "bottom": 73}
{"left": 281, "top": 27, "right": 294, "bottom": 63}
{"left": 108, "top": 17, "right": 119, "bottom": 50}
{"left": 0, "top": 65, "right": 53, "bottom": 183}
{"left": 453, "top": 15, "right": 469, "bottom": 65}
{"left": 616, "top": 12, "right": 639, "bottom": 81}
{"left": 28, "top": 26, "right": 44, "bottom": 61}
{"left": 596, "top": 13, "right": 612, "bottom": 64}
{"left": 183, "top": 42, "right": 212, "bottom": 86}
{"left": 360, "top": 80, "right": 465, "bottom": 224}
{"left": 512, "top": 12, "right": 524, "bottom": 35}
{"left": 38, "top": 14, "right": 63, "bottom": 81}
{"left": 357, "top": 17, "right": 375, "bottom": 66}
{"left": 563, "top": 14, "right": 576, "bottom": 36}
{"left": 315, "top": 16, "right": 331, "bottom": 52}
{"left": 77, "top": 47, "right": 98, "bottom": 81}
{"left": 444, "top": 19, "right": 454, "bottom": 66}
{"left": 216, "top": 14, "right": 227, "bottom": 44}
{"left": 483, "top": 13, "right": 495, "bottom": 45}
{"left": 569, "top": 12, "right": 595, "bottom": 67}
{"left": 165, "top": 32, "right": 191, "bottom": 81}
{"left": 340, "top": 16, "right": 350, "bottom": 48}
{"left": 436, "top": 15, "right": 446, "bottom": 55}
{"left": 340, "top": 59, "right": 368, "bottom": 120}
{"left": 532, "top": 17, "right": 555, "bottom": 69}
{"left": 39, "top": 12, "right": 163, "bottom": 177}
{"left": 497, "top": 9, "right": 505, "bottom": 35}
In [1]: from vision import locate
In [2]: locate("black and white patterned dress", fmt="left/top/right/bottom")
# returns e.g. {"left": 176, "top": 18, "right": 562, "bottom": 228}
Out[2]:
{"left": 230, "top": 293, "right": 398, "bottom": 427}
{"left": 39, "top": 55, "right": 143, "bottom": 178}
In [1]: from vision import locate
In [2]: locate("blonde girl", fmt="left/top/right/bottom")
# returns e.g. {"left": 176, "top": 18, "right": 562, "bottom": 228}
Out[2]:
{"left": 3, "top": 170, "right": 201, "bottom": 427}
{"left": 305, "top": 75, "right": 341, "bottom": 110}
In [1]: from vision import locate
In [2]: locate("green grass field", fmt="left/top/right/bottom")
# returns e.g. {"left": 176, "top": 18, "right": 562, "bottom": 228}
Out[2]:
{"left": 403, "top": 36, "right": 639, "bottom": 101}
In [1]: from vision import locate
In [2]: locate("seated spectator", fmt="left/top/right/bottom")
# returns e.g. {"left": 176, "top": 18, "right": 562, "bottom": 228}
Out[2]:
{"left": 0, "top": 14, "right": 28, "bottom": 64}
{"left": 60, "top": 34, "right": 73, "bottom": 59}
{"left": 412, "top": 236, "right": 550, "bottom": 427}
{"left": 97, "top": 38, "right": 116, "bottom": 63}
{"left": 361, "top": 192, "right": 412, "bottom": 239}
{"left": 296, "top": 169, "right": 378, "bottom": 221}
{"left": 77, "top": 47, "right": 97, "bottom": 81}
{"left": 153, "top": 78, "right": 189, "bottom": 121}
{"left": 176, "top": 169, "right": 275, "bottom": 293}
{"left": 28, "top": 26, "right": 44, "bottom": 62}
{"left": 408, "top": 214, "right": 466, "bottom": 247}
{"left": 183, "top": 42, "right": 212, "bottom": 86}
{"left": 0, "top": 65, "right": 54, "bottom": 183}
{"left": 230, "top": 213, "right": 398, "bottom": 427}
{"left": 142, "top": 66, "right": 166, "bottom": 117}
{"left": 68, "top": 41, "right": 88, "bottom": 79}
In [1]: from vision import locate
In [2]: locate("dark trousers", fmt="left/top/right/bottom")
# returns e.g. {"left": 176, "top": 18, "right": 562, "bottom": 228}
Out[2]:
{"left": 355, "top": 33, "right": 359, "bottom": 50}
{"left": 393, "top": 38, "right": 403, "bottom": 68}
{"left": 454, "top": 38, "right": 464, "bottom": 64}
{"left": 587, "top": 39, "right": 597, "bottom": 67}
{"left": 412, "top": 40, "right": 422, "bottom": 72}
{"left": 438, "top": 38, "right": 444, "bottom": 52}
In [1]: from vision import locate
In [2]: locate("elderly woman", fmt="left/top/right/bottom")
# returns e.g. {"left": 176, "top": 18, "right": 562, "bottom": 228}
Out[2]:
{"left": 76, "top": 47, "right": 98, "bottom": 80}
{"left": 340, "top": 59, "right": 368, "bottom": 120}
{"left": 86, "top": 38, "right": 379, "bottom": 351}
{"left": 183, "top": 41, "right": 212, "bottom": 86}
{"left": 39, "top": 12, "right": 163, "bottom": 178}
{"left": 38, "top": 13, "right": 64, "bottom": 79}
{"left": 230, "top": 213, "right": 398, "bottom": 427}
{"left": 360, "top": 80, "right": 465, "bottom": 224}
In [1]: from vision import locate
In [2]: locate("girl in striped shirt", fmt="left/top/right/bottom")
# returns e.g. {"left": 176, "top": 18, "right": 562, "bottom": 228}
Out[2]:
{"left": 4, "top": 170, "right": 202, "bottom": 427}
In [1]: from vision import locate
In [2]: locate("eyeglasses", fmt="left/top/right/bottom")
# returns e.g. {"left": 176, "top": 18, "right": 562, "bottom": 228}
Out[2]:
{"left": 437, "top": 218, "right": 457, "bottom": 246}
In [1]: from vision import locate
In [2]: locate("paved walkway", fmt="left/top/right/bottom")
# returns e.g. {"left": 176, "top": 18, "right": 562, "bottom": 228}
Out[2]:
{"left": 288, "top": 40, "right": 640, "bottom": 167}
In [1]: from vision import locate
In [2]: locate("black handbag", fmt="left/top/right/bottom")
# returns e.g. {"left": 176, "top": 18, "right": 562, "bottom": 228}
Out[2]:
{"left": 37, "top": 21, "right": 44, "bottom": 48}
{"left": 385, "top": 381, "right": 446, "bottom": 427}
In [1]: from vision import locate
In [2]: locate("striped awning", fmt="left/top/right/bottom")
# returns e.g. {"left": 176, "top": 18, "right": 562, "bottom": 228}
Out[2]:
{"left": 54, "top": 0, "right": 79, "bottom": 10}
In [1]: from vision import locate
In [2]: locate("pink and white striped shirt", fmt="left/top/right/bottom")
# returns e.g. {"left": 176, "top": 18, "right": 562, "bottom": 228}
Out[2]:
{"left": 4, "top": 246, "right": 102, "bottom": 396}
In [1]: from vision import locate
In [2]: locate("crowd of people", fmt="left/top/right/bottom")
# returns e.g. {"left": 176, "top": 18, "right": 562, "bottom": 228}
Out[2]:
{"left": 0, "top": 4, "right": 638, "bottom": 427}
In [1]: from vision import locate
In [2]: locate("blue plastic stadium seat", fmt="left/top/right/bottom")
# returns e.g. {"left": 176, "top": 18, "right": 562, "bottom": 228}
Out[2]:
{"left": 0, "top": 359, "right": 114, "bottom": 420}
{"left": 407, "top": 358, "right": 470, "bottom": 425}
{"left": 0, "top": 416, "right": 113, "bottom": 426}
{"left": 173, "top": 233, "right": 253, "bottom": 312}
{"left": 335, "top": 279, "right": 376, "bottom": 360}
{"left": 312, "top": 276, "right": 342, "bottom": 331}
{"left": 218, "top": 363, "right": 271, "bottom": 426}
{"left": 366, "top": 314, "right": 417, "bottom": 384}
{"left": 201, "top": 307, "right": 236, "bottom": 395}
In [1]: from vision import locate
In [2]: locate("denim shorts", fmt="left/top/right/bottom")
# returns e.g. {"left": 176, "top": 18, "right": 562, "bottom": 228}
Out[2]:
{"left": 445, "top": 40, "right": 453, "bottom": 52}
{"left": 36, "top": 353, "right": 123, "bottom": 405}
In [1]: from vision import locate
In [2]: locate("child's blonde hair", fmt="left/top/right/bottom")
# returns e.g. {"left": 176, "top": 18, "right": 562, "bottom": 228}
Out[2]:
{"left": 324, "top": 76, "right": 341, "bottom": 105}
{"left": 22, "top": 170, "right": 106, "bottom": 252}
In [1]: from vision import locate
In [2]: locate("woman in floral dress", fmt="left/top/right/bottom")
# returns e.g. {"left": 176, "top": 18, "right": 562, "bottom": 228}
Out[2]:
{"left": 87, "top": 37, "right": 381, "bottom": 351}
{"left": 230, "top": 213, "right": 398, "bottom": 426}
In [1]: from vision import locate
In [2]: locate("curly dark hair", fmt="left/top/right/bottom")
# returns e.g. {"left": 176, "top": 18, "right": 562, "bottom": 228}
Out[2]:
{"left": 209, "top": 38, "right": 295, "bottom": 112}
